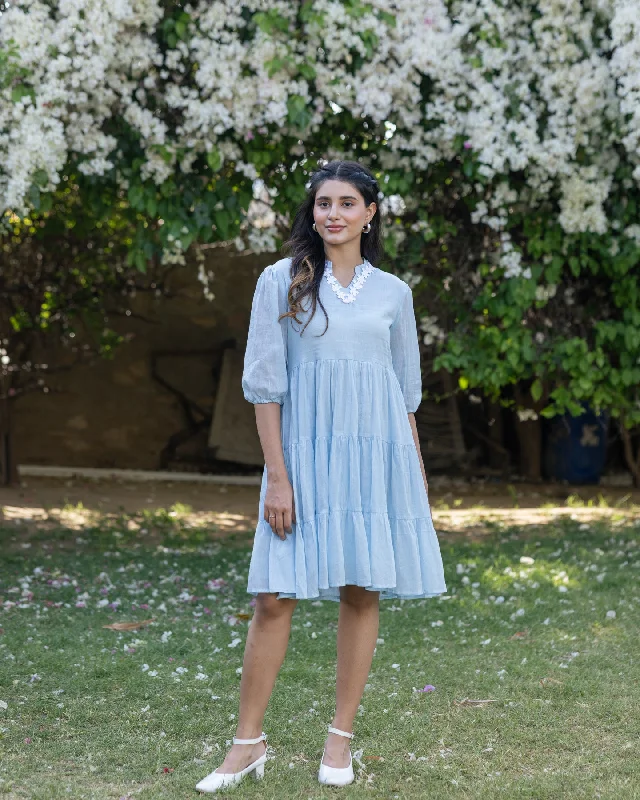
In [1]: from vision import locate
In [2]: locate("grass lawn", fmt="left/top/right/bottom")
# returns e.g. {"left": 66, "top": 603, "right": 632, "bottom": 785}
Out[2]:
{"left": 0, "top": 510, "right": 639, "bottom": 799}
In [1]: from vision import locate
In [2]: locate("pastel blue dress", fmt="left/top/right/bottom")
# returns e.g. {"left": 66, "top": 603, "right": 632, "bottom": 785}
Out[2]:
{"left": 241, "top": 256, "right": 447, "bottom": 602}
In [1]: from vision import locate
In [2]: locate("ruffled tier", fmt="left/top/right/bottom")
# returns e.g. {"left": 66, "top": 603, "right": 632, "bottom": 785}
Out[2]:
{"left": 285, "top": 434, "right": 430, "bottom": 521}
{"left": 246, "top": 435, "right": 447, "bottom": 601}
{"left": 282, "top": 358, "right": 414, "bottom": 450}
{"left": 247, "top": 509, "right": 447, "bottom": 601}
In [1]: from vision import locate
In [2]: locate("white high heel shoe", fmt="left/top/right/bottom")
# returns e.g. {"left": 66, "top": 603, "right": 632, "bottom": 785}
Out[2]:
{"left": 195, "top": 731, "right": 267, "bottom": 794}
{"left": 318, "top": 725, "right": 355, "bottom": 787}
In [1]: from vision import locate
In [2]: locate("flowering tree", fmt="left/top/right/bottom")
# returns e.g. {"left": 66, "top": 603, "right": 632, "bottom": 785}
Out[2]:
{"left": 428, "top": 168, "right": 640, "bottom": 482}
{"left": 2, "top": 0, "right": 640, "bottom": 481}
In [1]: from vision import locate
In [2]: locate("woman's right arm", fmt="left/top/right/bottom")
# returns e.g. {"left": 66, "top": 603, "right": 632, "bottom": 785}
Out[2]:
{"left": 241, "top": 264, "right": 295, "bottom": 541}
{"left": 253, "top": 403, "right": 295, "bottom": 540}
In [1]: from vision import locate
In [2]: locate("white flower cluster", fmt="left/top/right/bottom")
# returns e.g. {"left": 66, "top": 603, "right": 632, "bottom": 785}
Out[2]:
{"left": 535, "top": 284, "right": 558, "bottom": 303}
{"left": 497, "top": 233, "right": 531, "bottom": 280}
{"left": 1, "top": 0, "right": 640, "bottom": 252}
{"left": 419, "top": 314, "right": 446, "bottom": 347}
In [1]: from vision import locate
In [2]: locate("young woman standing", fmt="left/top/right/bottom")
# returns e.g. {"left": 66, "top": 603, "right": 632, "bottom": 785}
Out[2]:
{"left": 196, "top": 160, "right": 447, "bottom": 793}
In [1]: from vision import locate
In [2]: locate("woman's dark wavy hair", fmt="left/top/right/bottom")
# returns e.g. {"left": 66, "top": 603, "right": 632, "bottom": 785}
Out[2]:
{"left": 278, "top": 160, "right": 384, "bottom": 336}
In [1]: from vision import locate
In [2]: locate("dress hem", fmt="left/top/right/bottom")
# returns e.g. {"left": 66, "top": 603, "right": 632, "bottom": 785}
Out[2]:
{"left": 246, "top": 582, "right": 448, "bottom": 602}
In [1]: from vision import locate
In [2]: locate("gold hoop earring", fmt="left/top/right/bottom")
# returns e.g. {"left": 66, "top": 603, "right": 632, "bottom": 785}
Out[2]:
{"left": 362, "top": 222, "right": 371, "bottom": 233}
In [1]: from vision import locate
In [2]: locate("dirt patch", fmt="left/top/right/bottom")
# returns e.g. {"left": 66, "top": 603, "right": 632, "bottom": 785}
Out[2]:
{"left": 0, "top": 475, "right": 254, "bottom": 530}
{"left": 1, "top": 475, "right": 639, "bottom": 549}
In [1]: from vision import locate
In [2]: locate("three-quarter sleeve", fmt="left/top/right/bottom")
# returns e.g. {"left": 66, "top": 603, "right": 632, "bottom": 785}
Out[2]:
{"left": 241, "top": 264, "right": 289, "bottom": 405}
{"left": 390, "top": 284, "right": 423, "bottom": 413}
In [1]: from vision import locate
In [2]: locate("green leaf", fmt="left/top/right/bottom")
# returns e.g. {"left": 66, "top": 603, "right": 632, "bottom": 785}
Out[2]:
{"left": 28, "top": 183, "right": 41, "bottom": 210}
{"left": 215, "top": 210, "right": 231, "bottom": 239}
{"left": 193, "top": 202, "right": 212, "bottom": 229}
{"left": 378, "top": 10, "right": 396, "bottom": 26}
{"left": 286, "top": 94, "right": 312, "bottom": 129}
{"left": 207, "top": 149, "right": 222, "bottom": 173}
{"left": 265, "top": 57, "right": 289, "bottom": 77}
{"left": 39, "top": 193, "right": 53, "bottom": 214}
{"left": 134, "top": 250, "right": 147, "bottom": 273}
{"left": 146, "top": 194, "right": 157, "bottom": 217}
{"left": 180, "top": 230, "right": 195, "bottom": 250}
{"left": 298, "top": 62, "right": 316, "bottom": 80}
{"left": 531, "top": 379, "right": 543, "bottom": 402}
{"left": 127, "top": 184, "right": 144, "bottom": 211}
{"left": 254, "top": 11, "right": 290, "bottom": 35}
{"left": 33, "top": 169, "right": 49, "bottom": 188}
{"left": 175, "top": 16, "right": 190, "bottom": 40}
{"left": 569, "top": 256, "right": 580, "bottom": 277}
{"left": 11, "top": 84, "right": 35, "bottom": 104}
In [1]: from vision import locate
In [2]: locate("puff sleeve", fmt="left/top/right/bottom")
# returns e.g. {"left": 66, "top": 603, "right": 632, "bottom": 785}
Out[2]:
{"left": 241, "top": 265, "right": 289, "bottom": 405}
{"left": 390, "top": 284, "right": 423, "bottom": 413}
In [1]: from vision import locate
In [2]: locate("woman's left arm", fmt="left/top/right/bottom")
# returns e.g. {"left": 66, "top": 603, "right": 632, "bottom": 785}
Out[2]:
{"left": 389, "top": 285, "right": 428, "bottom": 496}
{"left": 407, "top": 412, "right": 428, "bottom": 496}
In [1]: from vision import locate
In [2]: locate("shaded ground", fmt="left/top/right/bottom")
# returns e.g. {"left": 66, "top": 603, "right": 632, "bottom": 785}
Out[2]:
{"left": 1, "top": 476, "right": 639, "bottom": 553}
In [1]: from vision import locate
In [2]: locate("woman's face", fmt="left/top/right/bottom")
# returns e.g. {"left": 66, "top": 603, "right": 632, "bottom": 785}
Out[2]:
{"left": 313, "top": 179, "right": 376, "bottom": 245}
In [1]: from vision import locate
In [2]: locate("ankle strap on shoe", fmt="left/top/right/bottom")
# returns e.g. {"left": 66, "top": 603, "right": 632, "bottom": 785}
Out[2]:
{"left": 328, "top": 725, "right": 354, "bottom": 739}
{"left": 233, "top": 731, "right": 266, "bottom": 745}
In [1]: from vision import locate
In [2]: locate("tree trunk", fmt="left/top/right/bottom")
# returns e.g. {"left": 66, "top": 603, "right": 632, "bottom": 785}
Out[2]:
{"left": 513, "top": 385, "right": 543, "bottom": 482}
{"left": 486, "top": 398, "right": 507, "bottom": 474}
{"left": 0, "top": 397, "right": 19, "bottom": 487}
{"left": 515, "top": 416, "right": 542, "bottom": 481}
{"left": 619, "top": 422, "right": 640, "bottom": 488}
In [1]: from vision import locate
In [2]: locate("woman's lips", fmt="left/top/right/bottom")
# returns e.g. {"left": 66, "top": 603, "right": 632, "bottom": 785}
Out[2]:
{"left": 326, "top": 226, "right": 344, "bottom": 231}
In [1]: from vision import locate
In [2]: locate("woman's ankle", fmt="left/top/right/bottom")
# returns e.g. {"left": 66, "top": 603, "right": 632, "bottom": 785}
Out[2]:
{"left": 234, "top": 726, "right": 264, "bottom": 740}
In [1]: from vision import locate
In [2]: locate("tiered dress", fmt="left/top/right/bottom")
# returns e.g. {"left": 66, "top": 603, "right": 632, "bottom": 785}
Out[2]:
{"left": 241, "top": 256, "right": 447, "bottom": 601}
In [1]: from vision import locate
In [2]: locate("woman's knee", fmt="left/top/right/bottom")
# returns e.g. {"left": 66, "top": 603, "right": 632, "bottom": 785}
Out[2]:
{"left": 339, "top": 584, "right": 380, "bottom": 610}
{"left": 254, "top": 592, "right": 298, "bottom": 621}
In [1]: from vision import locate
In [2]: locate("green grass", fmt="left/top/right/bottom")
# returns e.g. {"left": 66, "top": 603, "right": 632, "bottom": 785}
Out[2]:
{"left": 0, "top": 515, "right": 639, "bottom": 799}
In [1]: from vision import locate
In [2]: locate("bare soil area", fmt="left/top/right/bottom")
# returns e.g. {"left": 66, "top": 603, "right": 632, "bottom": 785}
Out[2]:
{"left": 1, "top": 475, "right": 639, "bottom": 547}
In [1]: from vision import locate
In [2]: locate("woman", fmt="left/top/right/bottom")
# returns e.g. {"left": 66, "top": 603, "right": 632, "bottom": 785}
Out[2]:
{"left": 196, "top": 160, "right": 447, "bottom": 793}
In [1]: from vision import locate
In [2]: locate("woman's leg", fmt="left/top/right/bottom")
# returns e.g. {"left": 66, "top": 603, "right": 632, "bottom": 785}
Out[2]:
{"left": 323, "top": 584, "right": 380, "bottom": 768}
{"left": 215, "top": 592, "right": 298, "bottom": 773}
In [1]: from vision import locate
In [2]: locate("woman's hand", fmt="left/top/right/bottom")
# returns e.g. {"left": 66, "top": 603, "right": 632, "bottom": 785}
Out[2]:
{"left": 407, "top": 412, "right": 429, "bottom": 498}
{"left": 264, "top": 473, "right": 296, "bottom": 541}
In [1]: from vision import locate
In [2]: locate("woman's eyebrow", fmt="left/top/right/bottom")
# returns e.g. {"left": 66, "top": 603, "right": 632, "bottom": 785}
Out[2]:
{"left": 316, "top": 195, "right": 359, "bottom": 200}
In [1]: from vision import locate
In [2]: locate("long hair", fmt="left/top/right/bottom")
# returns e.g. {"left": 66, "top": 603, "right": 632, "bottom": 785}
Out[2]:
{"left": 278, "top": 160, "right": 384, "bottom": 336}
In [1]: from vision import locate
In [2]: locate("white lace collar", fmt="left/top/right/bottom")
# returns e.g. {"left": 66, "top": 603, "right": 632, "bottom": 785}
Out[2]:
{"left": 324, "top": 258, "right": 375, "bottom": 304}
